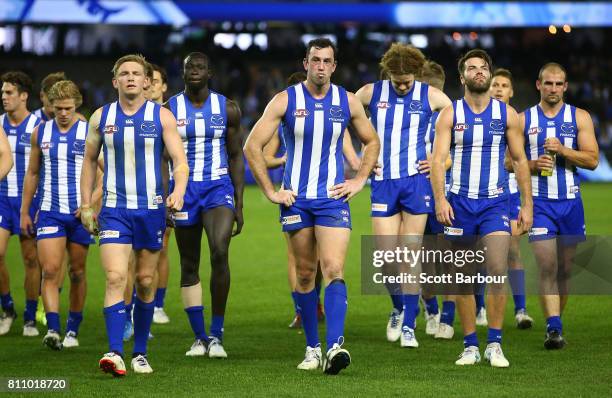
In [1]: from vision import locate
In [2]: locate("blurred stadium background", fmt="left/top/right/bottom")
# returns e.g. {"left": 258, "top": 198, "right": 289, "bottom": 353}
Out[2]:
{"left": 1, "top": 1, "right": 611, "bottom": 395}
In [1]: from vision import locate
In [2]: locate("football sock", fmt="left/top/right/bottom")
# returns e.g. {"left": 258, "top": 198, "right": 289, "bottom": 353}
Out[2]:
{"left": 66, "top": 311, "right": 83, "bottom": 334}
{"left": 185, "top": 306, "right": 208, "bottom": 341}
{"left": 464, "top": 332, "right": 478, "bottom": 348}
{"left": 154, "top": 288, "right": 167, "bottom": 308}
{"left": 440, "top": 301, "right": 456, "bottom": 326}
{"left": 487, "top": 328, "right": 503, "bottom": 344}
{"left": 296, "top": 289, "right": 319, "bottom": 347}
{"left": 402, "top": 294, "right": 419, "bottom": 329}
{"left": 324, "top": 280, "right": 347, "bottom": 349}
{"left": 210, "top": 315, "right": 224, "bottom": 340}
{"left": 133, "top": 297, "right": 155, "bottom": 355}
{"left": 46, "top": 312, "right": 60, "bottom": 333}
{"left": 424, "top": 296, "right": 439, "bottom": 315}
{"left": 508, "top": 269, "right": 526, "bottom": 313}
{"left": 104, "top": 301, "right": 126, "bottom": 355}
{"left": 546, "top": 316, "right": 563, "bottom": 333}
{"left": 24, "top": 299, "right": 37, "bottom": 322}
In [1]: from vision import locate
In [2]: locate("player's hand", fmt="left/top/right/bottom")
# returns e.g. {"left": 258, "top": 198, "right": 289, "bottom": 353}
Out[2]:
{"left": 543, "top": 137, "right": 565, "bottom": 156}
{"left": 166, "top": 191, "right": 184, "bottom": 212}
{"left": 20, "top": 212, "right": 35, "bottom": 238}
{"left": 329, "top": 177, "right": 367, "bottom": 202}
{"left": 80, "top": 205, "right": 98, "bottom": 235}
{"left": 516, "top": 204, "right": 533, "bottom": 235}
{"left": 232, "top": 206, "right": 244, "bottom": 236}
{"left": 418, "top": 159, "right": 431, "bottom": 177}
{"left": 165, "top": 207, "right": 176, "bottom": 228}
{"left": 435, "top": 197, "right": 454, "bottom": 226}
{"left": 371, "top": 162, "right": 382, "bottom": 177}
{"left": 280, "top": 154, "right": 287, "bottom": 165}
{"left": 535, "top": 154, "right": 555, "bottom": 173}
{"left": 269, "top": 189, "right": 297, "bottom": 207}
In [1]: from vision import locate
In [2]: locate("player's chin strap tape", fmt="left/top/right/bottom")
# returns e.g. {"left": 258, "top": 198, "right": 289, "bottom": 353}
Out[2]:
{"left": 173, "top": 163, "right": 189, "bottom": 179}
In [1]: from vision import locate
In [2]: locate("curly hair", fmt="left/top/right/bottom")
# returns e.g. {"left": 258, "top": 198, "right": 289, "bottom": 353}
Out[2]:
{"left": 379, "top": 43, "right": 426, "bottom": 77}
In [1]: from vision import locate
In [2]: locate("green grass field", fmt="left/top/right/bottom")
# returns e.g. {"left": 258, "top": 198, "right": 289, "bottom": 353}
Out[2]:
{"left": 2, "top": 184, "right": 612, "bottom": 397}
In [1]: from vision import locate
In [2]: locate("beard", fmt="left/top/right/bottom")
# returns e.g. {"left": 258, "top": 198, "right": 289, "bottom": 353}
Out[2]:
{"left": 543, "top": 94, "right": 562, "bottom": 106}
{"left": 465, "top": 76, "right": 491, "bottom": 94}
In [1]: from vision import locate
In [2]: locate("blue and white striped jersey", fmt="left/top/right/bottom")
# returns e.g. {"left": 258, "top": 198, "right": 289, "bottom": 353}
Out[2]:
{"left": 33, "top": 108, "right": 51, "bottom": 122}
{"left": 524, "top": 103, "right": 580, "bottom": 200}
{"left": 38, "top": 119, "right": 87, "bottom": 213}
{"left": 449, "top": 98, "right": 508, "bottom": 199}
{"left": 99, "top": 100, "right": 165, "bottom": 209}
{"left": 282, "top": 83, "right": 351, "bottom": 199}
{"left": 368, "top": 80, "right": 432, "bottom": 181}
{"left": 168, "top": 91, "right": 229, "bottom": 182}
{"left": 0, "top": 113, "right": 40, "bottom": 197}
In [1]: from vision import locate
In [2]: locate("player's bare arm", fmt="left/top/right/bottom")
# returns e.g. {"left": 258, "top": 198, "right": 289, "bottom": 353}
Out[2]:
{"left": 431, "top": 104, "right": 454, "bottom": 226}
{"left": 226, "top": 99, "right": 245, "bottom": 236}
{"left": 19, "top": 126, "right": 41, "bottom": 237}
{"left": 80, "top": 107, "right": 103, "bottom": 233}
{"left": 160, "top": 106, "right": 188, "bottom": 212}
{"left": 244, "top": 90, "right": 297, "bottom": 207}
{"left": 506, "top": 105, "right": 533, "bottom": 233}
{"left": 262, "top": 132, "right": 285, "bottom": 169}
{"left": 354, "top": 83, "right": 374, "bottom": 108}
{"left": 0, "top": 125, "right": 13, "bottom": 180}
{"left": 342, "top": 129, "right": 361, "bottom": 171}
{"left": 543, "top": 108, "right": 599, "bottom": 170}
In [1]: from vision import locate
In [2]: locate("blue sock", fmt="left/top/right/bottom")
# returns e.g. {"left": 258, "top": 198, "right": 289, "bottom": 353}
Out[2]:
{"left": 424, "top": 296, "right": 439, "bottom": 315}
{"left": 487, "top": 328, "right": 502, "bottom": 344}
{"left": 440, "top": 301, "right": 456, "bottom": 326}
{"left": 104, "top": 301, "right": 126, "bottom": 355}
{"left": 324, "top": 280, "right": 348, "bottom": 349}
{"left": 133, "top": 297, "right": 155, "bottom": 355}
{"left": 291, "top": 291, "right": 299, "bottom": 314}
{"left": 0, "top": 292, "right": 14, "bottom": 310}
{"left": 24, "top": 299, "right": 38, "bottom": 322}
{"left": 475, "top": 294, "right": 485, "bottom": 313}
{"left": 295, "top": 289, "right": 319, "bottom": 347}
{"left": 185, "top": 306, "right": 208, "bottom": 341}
{"left": 546, "top": 316, "right": 562, "bottom": 333}
{"left": 385, "top": 282, "right": 403, "bottom": 312}
{"left": 508, "top": 269, "right": 526, "bottom": 313}
{"left": 315, "top": 282, "right": 322, "bottom": 304}
{"left": 154, "top": 288, "right": 166, "bottom": 308}
{"left": 210, "top": 315, "right": 224, "bottom": 340}
{"left": 66, "top": 311, "right": 83, "bottom": 334}
{"left": 464, "top": 332, "right": 478, "bottom": 348}
{"left": 402, "top": 294, "right": 419, "bottom": 329}
{"left": 46, "top": 312, "right": 60, "bottom": 333}
{"left": 475, "top": 271, "right": 486, "bottom": 312}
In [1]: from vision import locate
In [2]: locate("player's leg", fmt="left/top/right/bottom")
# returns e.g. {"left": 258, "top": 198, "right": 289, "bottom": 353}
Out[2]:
{"left": 558, "top": 243, "right": 577, "bottom": 315}
{"left": 175, "top": 223, "right": 209, "bottom": 356}
{"left": 0, "top": 227, "right": 16, "bottom": 335}
{"left": 201, "top": 206, "right": 234, "bottom": 358}
{"left": 38, "top": 236, "right": 66, "bottom": 348}
{"left": 63, "top": 241, "right": 88, "bottom": 348}
{"left": 453, "top": 242, "right": 480, "bottom": 365}
{"left": 509, "top": 220, "right": 532, "bottom": 328}
{"left": 372, "top": 214, "right": 403, "bottom": 342}
{"left": 153, "top": 227, "right": 172, "bottom": 324}
{"left": 315, "top": 260, "right": 324, "bottom": 320}
{"left": 315, "top": 225, "right": 351, "bottom": 374}
{"left": 122, "top": 252, "right": 136, "bottom": 342}
{"left": 285, "top": 232, "right": 301, "bottom": 328}
{"left": 19, "top": 236, "right": 40, "bottom": 334}
{"left": 435, "top": 233, "right": 455, "bottom": 339}
{"left": 398, "top": 212, "right": 428, "bottom": 348}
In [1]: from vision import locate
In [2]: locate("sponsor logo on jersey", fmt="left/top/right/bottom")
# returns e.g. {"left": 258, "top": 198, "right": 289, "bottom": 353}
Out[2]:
{"left": 41, "top": 141, "right": 54, "bottom": 150}
{"left": 195, "top": 112, "right": 204, "bottom": 119}
{"left": 397, "top": 98, "right": 404, "bottom": 104}
{"left": 282, "top": 215, "right": 302, "bottom": 225}
{"left": 177, "top": 119, "right": 190, "bottom": 127}
{"left": 73, "top": 140, "right": 86, "bottom": 153}
{"left": 151, "top": 195, "right": 163, "bottom": 206}
{"left": 475, "top": 117, "right": 482, "bottom": 123}
{"left": 371, "top": 203, "right": 388, "bottom": 212}
{"left": 19, "top": 133, "right": 31, "bottom": 145}
{"left": 547, "top": 121, "right": 555, "bottom": 126}
{"left": 570, "top": 186, "right": 580, "bottom": 194}
{"left": 454, "top": 123, "right": 469, "bottom": 132}
{"left": 210, "top": 115, "right": 224, "bottom": 125}
{"left": 173, "top": 212, "right": 188, "bottom": 220}
{"left": 444, "top": 226, "right": 463, "bottom": 236}
{"left": 561, "top": 123, "right": 575, "bottom": 134}
{"left": 377, "top": 101, "right": 391, "bottom": 109}
{"left": 329, "top": 106, "right": 343, "bottom": 118}
{"left": 488, "top": 187, "right": 504, "bottom": 196}
{"left": 315, "top": 103, "right": 323, "bottom": 109}
{"left": 490, "top": 120, "right": 504, "bottom": 131}
{"left": 141, "top": 121, "right": 157, "bottom": 134}
{"left": 217, "top": 167, "right": 228, "bottom": 176}
{"left": 126, "top": 119, "right": 134, "bottom": 125}
{"left": 103, "top": 125, "right": 118, "bottom": 134}
{"left": 9, "top": 129, "right": 16, "bottom": 135}
{"left": 528, "top": 227, "right": 548, "bottom": 236}
{"left": 528, "top": 126, "right": 542, "bottom": 135}
{"left": 99, "top": 230, "right": 120, "bottom": 239}
{"left": 294, "top": 109, "right": 309, "bottom": 118}
{"left": 37, "top": 226, "right": 59, "bottom": 235}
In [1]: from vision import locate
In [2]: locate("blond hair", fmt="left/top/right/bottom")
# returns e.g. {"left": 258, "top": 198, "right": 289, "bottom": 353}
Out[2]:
{"left": 379, "top": 43, "right": 426, "bottom": 77}
{"left": 47, "top": 80, "right": 83, "bottom": 108}
{"left": 112, "top": 54, "right": 148, "bottom": 77}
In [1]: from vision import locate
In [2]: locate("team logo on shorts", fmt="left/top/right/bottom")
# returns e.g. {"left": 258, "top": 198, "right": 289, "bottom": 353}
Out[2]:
{"left": 409, "top": 101, "right": 422, "bottom": 111}
{"left": 173, "top": 212, "right": 188, "bottom": 221}
{"left": 454, "top": 123, "right": 469, "bottom": 132}
{"left": 104, "top": 125, "right": 118, "bottom": 134}
{"left": 340, "top": 209, "right": 349, "bottom": 216}
{"left": 141, "top": 121, "right": 157, "bottom": 134}
{"left": 377, "top": 101, "right": 391, "bottom": 109}
{"left": 210, "top": 115, "right": 225, "bottom": 125}
{"left": 528, "top": 227, "right": 548, "bottom": 236}
{"left": 225, "top": 194, "right": 234, "bottom": 205}
{"left": 177, "top": 119, "right": 190, "bottom": 127}
{"left": 282, "top": 215, "right": 302, "bottom": 225}
{"left": 37, "top": 226, "right": 59, "bottom": 235}
{"left": 528, "top": 126, "right": 542, "bottom": 135}
{"left": 99, "top": 230, "right": 120, "bottom": 239}
{"left": 294, "top": 109, "right": 309, "bottom": 118}
{"left": 444, "top": 226, "right": 463, "bottom": 236}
